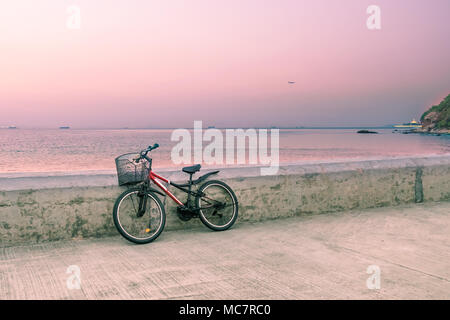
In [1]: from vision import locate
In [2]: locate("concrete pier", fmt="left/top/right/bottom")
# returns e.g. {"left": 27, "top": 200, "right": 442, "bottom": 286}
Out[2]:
{"left": 1, "top": 155, "right": 449, "bottom": 245}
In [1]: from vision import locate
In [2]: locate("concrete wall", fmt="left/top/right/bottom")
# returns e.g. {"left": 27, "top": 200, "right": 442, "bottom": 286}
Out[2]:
{"left": 1, "top": 156, "right": 449, "bottom": 246}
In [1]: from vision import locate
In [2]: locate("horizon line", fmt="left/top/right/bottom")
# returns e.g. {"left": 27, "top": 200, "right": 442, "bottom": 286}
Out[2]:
{"left": 0, "top": 125, "right": 398, "bottom": 130}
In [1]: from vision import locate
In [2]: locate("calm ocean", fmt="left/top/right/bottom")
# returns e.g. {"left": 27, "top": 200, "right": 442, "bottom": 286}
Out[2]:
{"left": 0, "top": 128, "right": 449, "bottom": 177}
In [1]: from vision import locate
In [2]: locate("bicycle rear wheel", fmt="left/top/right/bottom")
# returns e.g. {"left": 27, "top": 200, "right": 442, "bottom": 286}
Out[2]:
{"left": 195, "top": 180, "right": 238, "bottom": 231}
{"left": 113, "top": 188, "right": 165, "bottom": 244}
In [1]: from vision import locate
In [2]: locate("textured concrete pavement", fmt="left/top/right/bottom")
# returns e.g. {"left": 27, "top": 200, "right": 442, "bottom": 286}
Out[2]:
{"left": 0, "top": 202, "right": 449, "bottom": 299}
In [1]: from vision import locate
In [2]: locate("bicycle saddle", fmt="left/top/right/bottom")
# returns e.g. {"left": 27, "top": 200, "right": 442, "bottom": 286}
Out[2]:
{"left": 182, "top": 164, "right": 201, "bottom": 174}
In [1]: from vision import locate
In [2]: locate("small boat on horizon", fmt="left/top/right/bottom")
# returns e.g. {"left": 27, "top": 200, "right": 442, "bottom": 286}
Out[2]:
{"left": 394, "top": 119, "right": 422, "bottom": 128}
{"left": 8, "top": 126, "right": 17, "bottom": 129}
{"left": 59, "top": 126, "right": 70, "bottom": 129}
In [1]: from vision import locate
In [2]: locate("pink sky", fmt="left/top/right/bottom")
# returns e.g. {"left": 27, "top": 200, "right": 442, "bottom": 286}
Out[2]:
{"left": 0, "top": 0, "right": 449, "bottom": 128}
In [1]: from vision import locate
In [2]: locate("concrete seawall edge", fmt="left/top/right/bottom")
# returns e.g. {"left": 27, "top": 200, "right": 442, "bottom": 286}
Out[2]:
{"left": 1, "top": 155, "right": 449, "bottom": 245}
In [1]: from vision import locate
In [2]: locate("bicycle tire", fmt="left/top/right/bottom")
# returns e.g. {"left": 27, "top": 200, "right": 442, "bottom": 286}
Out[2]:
{"left": 195, "top": 180, "right": 238, "bottom": 231}
{"left": 113, "top": 187, "right": 166, "bottom": 244}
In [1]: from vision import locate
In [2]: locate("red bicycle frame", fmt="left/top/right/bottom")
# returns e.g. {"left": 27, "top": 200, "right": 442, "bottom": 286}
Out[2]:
{"left": 149, "top": 171, "right": 184, "bottom": 206}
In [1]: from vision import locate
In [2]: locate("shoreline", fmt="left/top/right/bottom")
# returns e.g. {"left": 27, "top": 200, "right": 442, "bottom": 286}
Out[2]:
{"left": 1, "top": 153, "right": 450, "bottom": 179}
{"left": 1, "top": 154, "right": 449, "bottom": 192}
{"left": 414, "top": 129, "right": 450, "bottom": 135}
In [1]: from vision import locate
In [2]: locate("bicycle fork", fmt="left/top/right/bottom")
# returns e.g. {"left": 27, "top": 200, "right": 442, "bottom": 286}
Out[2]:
{"left": 137, "top": 185, "right": 152, "bottom": 233}
{"left": 137, "top": 186, "right": 148, "bottom": 217}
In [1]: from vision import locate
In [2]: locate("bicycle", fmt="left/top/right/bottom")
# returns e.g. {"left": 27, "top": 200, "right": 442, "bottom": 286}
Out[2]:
{"left": 113, "top": 143, "right": 239, "bottom": 244}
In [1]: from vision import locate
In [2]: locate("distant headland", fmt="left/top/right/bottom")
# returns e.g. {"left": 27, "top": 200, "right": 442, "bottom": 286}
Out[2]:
{"left": 418, "top": 93, "right": 450, "bottom": 134}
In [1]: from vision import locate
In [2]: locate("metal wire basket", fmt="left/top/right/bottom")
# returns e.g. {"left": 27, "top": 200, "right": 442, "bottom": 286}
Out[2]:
{"left": 115, "top": 153, "right": 149, "bottom": 186}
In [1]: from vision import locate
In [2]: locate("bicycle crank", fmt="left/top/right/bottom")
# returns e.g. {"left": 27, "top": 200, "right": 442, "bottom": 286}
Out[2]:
{"left": 176, "top": 205, "right": 196, "bottom": 221}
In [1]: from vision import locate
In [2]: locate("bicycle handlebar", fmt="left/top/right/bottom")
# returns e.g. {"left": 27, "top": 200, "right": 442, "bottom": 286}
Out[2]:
{"left": 146, "top": 143, "right": 159, "bottom": 153}
{"left": 135, "top": 143, "right": 159, "bottom": 162}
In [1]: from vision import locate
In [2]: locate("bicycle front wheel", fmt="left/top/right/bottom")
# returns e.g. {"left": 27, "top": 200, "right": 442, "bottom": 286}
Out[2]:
{"left": 113, "top": 188, "right": 166, "bottom": 244}
{"left": 195, "top": 180, "right": 238, "bottom": 231}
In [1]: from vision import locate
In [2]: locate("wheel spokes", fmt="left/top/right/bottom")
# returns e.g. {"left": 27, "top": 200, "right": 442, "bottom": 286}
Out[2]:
{"left": 198, "top": 184, "right": 236, "bottom": 227}
{"left": 117, "top": 192, "right": 162, "bottom": 240}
